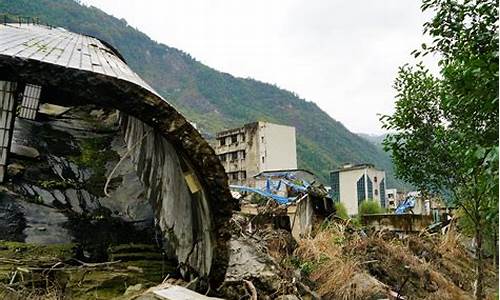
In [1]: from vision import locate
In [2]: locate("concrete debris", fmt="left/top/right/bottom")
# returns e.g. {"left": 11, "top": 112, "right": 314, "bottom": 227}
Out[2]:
{"left": 38, "top": 103, "right": 72, "bottom": 117}
{"left": 124, "top": 283, "right": 144, "bottom": 296}
{"left": 275, "top": 295, "right": 300, "bottom": 300}
{"left": 6, "top": 162, "right": 24, "bottom": 177}
{"left": 10, "top": 143, "right": 40, "bottom": 159}
{"left": 225, "top": 237, "right": 281, "bottom": 284}
{"left": 153, "top": 285, "right": 224, "bottom": 300}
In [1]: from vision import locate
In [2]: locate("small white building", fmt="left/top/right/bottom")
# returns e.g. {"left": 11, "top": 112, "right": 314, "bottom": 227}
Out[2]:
{"left": 330, "top": 163, "right": 386, "bottom": 215}
{"left": 386, "top": 188, "right": 400, "bottom": 209}
{"left": 215, "top": 121, "right": 297, "bottom": 186}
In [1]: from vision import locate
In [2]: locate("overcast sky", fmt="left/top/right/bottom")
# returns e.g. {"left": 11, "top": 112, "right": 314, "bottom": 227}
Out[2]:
{"left": 82, "top": 0, "right": 430, "bottom": 134}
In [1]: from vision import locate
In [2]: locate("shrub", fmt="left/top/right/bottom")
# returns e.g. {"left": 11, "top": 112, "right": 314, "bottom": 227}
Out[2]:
{"left": 358, "top": 200, "right": 383, "bottom": 215}
{"left": 250, "top": 193, "right": 267, "bottom": 205}
{"left": 334, "top": 202, "right": 349, "bottom": 219}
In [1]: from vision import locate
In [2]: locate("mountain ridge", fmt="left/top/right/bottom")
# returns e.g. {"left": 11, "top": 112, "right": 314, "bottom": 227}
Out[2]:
{"left": 0, "top": 0, "right": 405, "bottom": 189}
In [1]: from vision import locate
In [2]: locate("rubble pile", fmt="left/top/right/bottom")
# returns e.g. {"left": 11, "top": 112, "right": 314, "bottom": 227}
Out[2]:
{"left": 216, "top": 208, "right": 314, "bottom": 299}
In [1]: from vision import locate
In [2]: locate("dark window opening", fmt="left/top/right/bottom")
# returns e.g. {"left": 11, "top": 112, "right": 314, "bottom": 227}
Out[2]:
{"left": 357, "top": 175, "right": 366, "bottom": 204}
{"left": 330, "top": 171, "right": 340, "bottom": 202}
{"left": 379, "top": 179, "right": 386, "bottom": 208}
{"left": 367, "top": 176, "right": 373, "bottom": 199}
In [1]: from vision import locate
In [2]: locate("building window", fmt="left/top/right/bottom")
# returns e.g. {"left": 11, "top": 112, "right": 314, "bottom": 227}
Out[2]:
{"left": 374, "top": 176, "right": 377, "bottom": 183}
{"left": 367, "top": 176, "right": 373, "bottom": 199}
{"left": 240, "top": 134, "right": 245, "bottom": 142}
{"left": 240, "top": 150, "right": 246, "bottom": 160}
{"left": 228, "top": 172, "right": 239, "bottom": 181}
{"left": 261, "top": 136, "right": 264, "bottom": 143}
{"left": 219, "top": 154, "right": 226, "bottom": 162}
{"left": 357, "top": 175, "right": 365, "bottom": 204}
{"left": 231, "top": 152, "right": 238, "bottom": 161}
{"left": 374, "top": 189, "right": 378, "bottom": 196}
{"left": 241, "top": 171, "right": 247, "bottom": 179}
{"left": 379, "top": 179, "right": 386, "bottom": 208}
{"left": 19, "top": 84, "right": 42, "bottom": 120}
{"left": 219, "top": 138, "right": 226, "bottom": 146}
{"left": 262, "top": 156, "right": 265, "bottom": 163}
{"left": 231, "top": 135, "right": 238, "bottom": 144}
{"left": 330, "top": 171, "right": 340, "bottom": 202}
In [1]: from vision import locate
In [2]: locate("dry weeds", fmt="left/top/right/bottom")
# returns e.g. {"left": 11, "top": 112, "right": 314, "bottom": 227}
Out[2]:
{"left": 293, "top": 221, "right": 497, "bottom": 300}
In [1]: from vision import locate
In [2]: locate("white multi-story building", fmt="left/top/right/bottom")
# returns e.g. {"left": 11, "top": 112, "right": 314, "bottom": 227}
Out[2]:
{"left": 330, "top": 163, "right": 386, "bottom": 215}
{"left": 215, "top": 121, "right": 297, "bottom": 186}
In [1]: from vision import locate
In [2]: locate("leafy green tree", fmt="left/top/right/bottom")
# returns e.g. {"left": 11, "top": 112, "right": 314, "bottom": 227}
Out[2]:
{"left": 358, "top": 200, "right": 383, "bottom": 215}
{"left": 381, "top": 0, "right": 498, "bottom": 298}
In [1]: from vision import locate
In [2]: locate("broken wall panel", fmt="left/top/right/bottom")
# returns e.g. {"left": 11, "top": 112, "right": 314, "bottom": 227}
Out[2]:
{"left": 0, "top": 81, "right": 17, "bottom": 182}
{"left": 18, "top": 83, "right": 41, "bottom": 120}
{"left": 121, "top": 114, "right": 213, "bottom": 278}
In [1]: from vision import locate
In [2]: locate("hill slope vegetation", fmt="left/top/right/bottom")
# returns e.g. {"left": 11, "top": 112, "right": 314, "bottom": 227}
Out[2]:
{"left": 0, "top": 0, "right": 404, "bottom": 188}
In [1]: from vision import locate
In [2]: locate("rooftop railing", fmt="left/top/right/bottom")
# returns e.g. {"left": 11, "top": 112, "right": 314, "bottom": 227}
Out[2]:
{"left": 1, "top": 14, "right": 53, "bottom": 29}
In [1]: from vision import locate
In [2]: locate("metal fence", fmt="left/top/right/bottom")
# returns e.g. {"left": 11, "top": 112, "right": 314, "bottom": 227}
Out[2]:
{"left": 1, "top": 14, "right": 53, "bottom": 29}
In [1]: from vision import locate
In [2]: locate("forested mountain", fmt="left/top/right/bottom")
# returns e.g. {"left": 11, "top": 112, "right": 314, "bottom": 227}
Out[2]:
{"left": 358, "top": 133, "right": 387, "bottom": 148}
{"left": 0, "top": 0, "right": 405, "bottom": 188}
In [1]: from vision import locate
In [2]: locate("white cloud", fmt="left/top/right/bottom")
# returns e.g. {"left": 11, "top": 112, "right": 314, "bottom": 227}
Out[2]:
{"left": 82, "top": 0, "right": 431, "bottom": 134}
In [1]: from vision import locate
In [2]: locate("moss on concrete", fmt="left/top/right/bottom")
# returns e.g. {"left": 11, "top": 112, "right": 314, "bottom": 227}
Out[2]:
{"left": 69, "top": 136, "right": 120, "bottom": 197}
{"left": 0, "top": 241, "right": 175, "bottom": 299}
{"left": 0, "top": 240, "right": 74, "bottom": 261}
{"left": 38, "top": 179, "right": 76, "bottom": 190}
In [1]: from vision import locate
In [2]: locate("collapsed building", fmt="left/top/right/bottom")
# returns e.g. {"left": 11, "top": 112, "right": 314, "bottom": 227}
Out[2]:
{"left": 215, "top": 121, "right": 297, "bottom": 186}
{"left": 0, "top": 22, "right": 236, "bottom": 287}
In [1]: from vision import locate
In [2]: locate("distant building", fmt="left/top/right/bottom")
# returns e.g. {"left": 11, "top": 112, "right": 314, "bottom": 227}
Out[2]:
{"left": 330, "top": 163, "right": 386, "bottom": 215}
{"left": 386, "top": 188, "right": 405, "bottom": 209}
{"left": 215, "top": 121, "right": 297, "bottom": 186}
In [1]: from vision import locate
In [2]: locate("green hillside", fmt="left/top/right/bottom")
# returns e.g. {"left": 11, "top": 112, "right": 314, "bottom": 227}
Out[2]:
{"left": 0, "top": 0, "right": 405, "bottom": 189}
{"left": 358, "top": 133, "right": 387, "bottom": 148}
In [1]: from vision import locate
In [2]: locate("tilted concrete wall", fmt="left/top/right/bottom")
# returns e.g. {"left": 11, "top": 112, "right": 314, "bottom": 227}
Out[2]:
{"left": 259, "top": 122, "right": 297, "bottom": 171}
{"left": 0, "top": 51, "right": 235, "bottom": 289}
{"left": 121, "top": 115, "right": 213, "bottom": 278}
